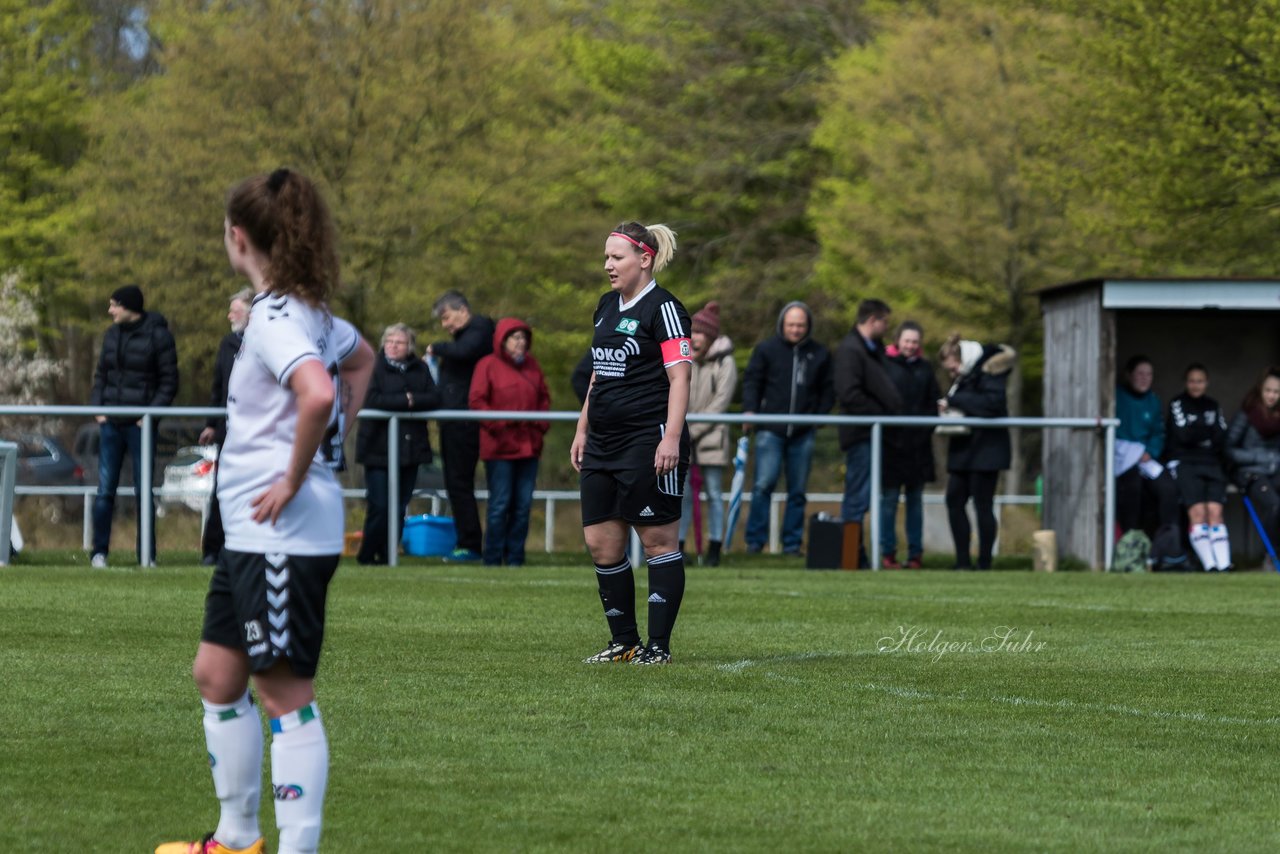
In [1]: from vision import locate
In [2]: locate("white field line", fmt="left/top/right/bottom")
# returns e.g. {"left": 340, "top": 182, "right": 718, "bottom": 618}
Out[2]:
{"left": 860, "top": 681, "right": 1280, "bottom": 727}
{"left": 719, "top": 653, "right": 1280, "bottom": 726}
{"left": 853, "top": 591, "right": 1188, "bottom": 616}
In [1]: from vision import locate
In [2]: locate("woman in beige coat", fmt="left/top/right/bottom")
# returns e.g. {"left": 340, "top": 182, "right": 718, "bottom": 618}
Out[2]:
{"left": 679, "top": 301, "right": 738, "bottom": 565}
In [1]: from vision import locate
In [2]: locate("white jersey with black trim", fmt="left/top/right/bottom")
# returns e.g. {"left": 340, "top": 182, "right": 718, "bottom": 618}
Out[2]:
{"left": 219, "top": 292, "right": 358, "bottom": 555}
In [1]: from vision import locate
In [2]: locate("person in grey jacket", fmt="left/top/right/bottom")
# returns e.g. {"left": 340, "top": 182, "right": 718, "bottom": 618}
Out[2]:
{"left": 88, "top": 285, "right": 178, "bottom": 567}
{"left": 740, "top": 301, "right": 833, "bottom": 554}
{"left": 1226, "top": 367, "right": 1280, "bottom": 565}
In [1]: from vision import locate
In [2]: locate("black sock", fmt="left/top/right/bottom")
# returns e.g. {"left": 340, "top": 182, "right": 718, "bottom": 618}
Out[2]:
{"left": 645, "top": 551, "right": 685, "bottom": 650}
{"left": 594, "top": 557, "right": 639, "bottom": 645}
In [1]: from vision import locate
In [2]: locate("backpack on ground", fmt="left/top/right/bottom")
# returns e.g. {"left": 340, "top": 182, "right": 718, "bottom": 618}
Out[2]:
{"left": 1149, "top": 523, "right": 1190, "bottom": 571}
{"left": 1111, "top": 529, "right": 1150, "bottom": 572}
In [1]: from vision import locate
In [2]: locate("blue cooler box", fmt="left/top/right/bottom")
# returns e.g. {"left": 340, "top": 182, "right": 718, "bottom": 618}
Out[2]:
{"left": 401, "top": 515, "right": 457, "bottom": 557}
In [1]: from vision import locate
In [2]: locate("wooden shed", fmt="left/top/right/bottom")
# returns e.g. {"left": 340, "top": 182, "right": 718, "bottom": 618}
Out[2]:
{"left": 1039, "top": 278, "right": 1280, "bottom": 568}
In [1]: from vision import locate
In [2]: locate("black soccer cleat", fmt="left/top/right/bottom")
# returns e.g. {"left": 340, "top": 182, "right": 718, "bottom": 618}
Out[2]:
{"left": 583, "top": 640, "right": 643, "bottom": 663}
{"left": 631, "top": 642, "right": 672, "bottom": 665}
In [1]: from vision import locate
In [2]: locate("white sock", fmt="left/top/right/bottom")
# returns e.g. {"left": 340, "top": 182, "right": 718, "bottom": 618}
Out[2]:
{"left": 1210, "top": 525, "right": 1232, "bottom": 569}
{"left": 1190, "top": 524, "right": 1216, "bottom": 570}
{"left": 271, "top": 703, "right": 328, "bottom": 854}
{"left": 202, "top": 691, "right": 263, "bottom": 848}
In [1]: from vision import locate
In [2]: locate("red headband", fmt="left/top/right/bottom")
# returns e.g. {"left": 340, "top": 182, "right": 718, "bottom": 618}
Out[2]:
{"left": 610, "top": 231, "right": 655, "bottom": 256}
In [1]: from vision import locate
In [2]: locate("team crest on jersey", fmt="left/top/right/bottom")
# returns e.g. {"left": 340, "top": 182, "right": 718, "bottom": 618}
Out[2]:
{"left": 680, "top": 340, "right": 691, "bottom": 357}
{"left": 615, "top": 317, "right": 640, "bottom": 336}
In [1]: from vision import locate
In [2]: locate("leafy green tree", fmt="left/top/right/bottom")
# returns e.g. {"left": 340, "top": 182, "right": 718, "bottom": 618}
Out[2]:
{"left": 0, "top": 0, "right": 90, "bottom": 336}
{"left": 1051, "top": 0, "right": 1280, "bottom": 273}
{"left": 809, "top": 4, "right": 1090, "bottom": 486}
{"left": 561, "top": 0, "right": 876, "bottom": 347}
{"left": 74, "top": 1, "right": 607, "bottom": 421}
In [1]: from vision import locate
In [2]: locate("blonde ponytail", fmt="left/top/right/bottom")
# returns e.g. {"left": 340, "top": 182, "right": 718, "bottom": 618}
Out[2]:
{"left": 645, "top": 223, "right": 677, "bottom": 273}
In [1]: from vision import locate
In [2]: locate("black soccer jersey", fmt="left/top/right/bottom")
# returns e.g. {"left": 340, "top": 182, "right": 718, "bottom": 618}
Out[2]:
{"left": 586, "top": 281, "right": 692, "bottom": 439}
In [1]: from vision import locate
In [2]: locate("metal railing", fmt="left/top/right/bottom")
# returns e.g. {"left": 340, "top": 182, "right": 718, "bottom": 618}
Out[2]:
{"left": 0, "top": 405, "right": 1119, "bottom": 569}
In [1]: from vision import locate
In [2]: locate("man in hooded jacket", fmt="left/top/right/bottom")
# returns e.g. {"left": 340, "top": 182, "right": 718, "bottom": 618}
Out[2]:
{"left": 740, "top": 302, "right": 833, "bottom": 554}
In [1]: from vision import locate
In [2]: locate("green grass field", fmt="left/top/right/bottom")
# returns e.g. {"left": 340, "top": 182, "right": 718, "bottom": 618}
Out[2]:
{"left": 3, "top": 554, "right": 1280, "bottom": 852}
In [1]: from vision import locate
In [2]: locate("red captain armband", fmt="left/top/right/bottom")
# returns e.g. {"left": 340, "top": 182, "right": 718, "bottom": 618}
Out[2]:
{"left": 661, "top": 337, "right": 694, "bottom": 367}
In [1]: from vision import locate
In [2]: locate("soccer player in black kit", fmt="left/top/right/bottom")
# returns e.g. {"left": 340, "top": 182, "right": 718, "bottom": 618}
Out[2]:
{"left": 571, "top": 221, "right": 693, "bottom": 665}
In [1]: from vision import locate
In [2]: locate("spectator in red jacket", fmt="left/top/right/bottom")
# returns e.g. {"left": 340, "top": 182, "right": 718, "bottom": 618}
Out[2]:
{"left": 469, "top": 318, "right": 551, "bottom": 566}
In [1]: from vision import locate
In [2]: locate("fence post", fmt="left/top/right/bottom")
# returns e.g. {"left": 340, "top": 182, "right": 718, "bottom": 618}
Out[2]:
{"left": 769, "top": 495, "right": 781, "bottom": 553}
{"left": 387, "top": 415, "right": 400, "bottom": 567}
{"left": 140, "top": 414, "right": 154, "bottom": 567}
{"left": 1103, "top": 421, "right": 1116, "bottom": 571}
{"left": 545, "top": 496, "right": 555, "bottom": 553}
{"left": 870, "top": 421, "right": 882, "bottom": 570}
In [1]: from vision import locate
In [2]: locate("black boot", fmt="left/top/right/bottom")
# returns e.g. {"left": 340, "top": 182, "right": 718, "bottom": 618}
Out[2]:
{"left": 706, "top": 540, "right": 721, "bottom": 567}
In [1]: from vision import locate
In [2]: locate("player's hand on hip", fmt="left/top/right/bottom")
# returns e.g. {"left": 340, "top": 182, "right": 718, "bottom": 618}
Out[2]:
{"left": 251, "top": 478, "right": 301, "bottom": 525}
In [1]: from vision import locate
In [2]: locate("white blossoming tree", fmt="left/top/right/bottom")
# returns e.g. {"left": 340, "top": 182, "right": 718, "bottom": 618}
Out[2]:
{"left": 0, "top": 271, "right": 63, "bottom": 409}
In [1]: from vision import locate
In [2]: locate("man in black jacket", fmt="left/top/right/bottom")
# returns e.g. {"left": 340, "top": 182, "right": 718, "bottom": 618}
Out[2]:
{"left": 426, "top": 290, "right": 494, "bottom": 561}
{"left": 741, "top": 301, "right": 834, "bottom": 554}
{"left": 196, "top": 288, "right": 252, "bottom": 565}
{"left": 88, "top": 285, "right": 179, "bottom": 567}
{"left": 833, "top": 299, "right": 902, "bottom": 567}
{"left": 880, "top": 321, "right": 940, "bottom": 568}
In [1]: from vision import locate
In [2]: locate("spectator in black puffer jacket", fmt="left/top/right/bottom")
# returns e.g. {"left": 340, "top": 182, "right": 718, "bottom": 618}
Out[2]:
{"left": 937, "top": 333, "right": 1014, "bottom": 570}
{"left": 1226, "top": 367, "right": 1280, "bottom": 567}
{"left": 1167, "top": 363, "right": 1232, "bottom": 570}
{"left": 356, "top": 323, "right": 441, "bottom": 565}
{"left": 88, "top": 285, "right": 179, "bottom": 568}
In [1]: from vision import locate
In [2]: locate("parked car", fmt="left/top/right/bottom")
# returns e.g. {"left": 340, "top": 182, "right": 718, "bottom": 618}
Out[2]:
{"left": 160, "top": 445, "right": 217, "bottom": 513}
{"left": 3, "top": 433, "right": 85, "bottom": 487}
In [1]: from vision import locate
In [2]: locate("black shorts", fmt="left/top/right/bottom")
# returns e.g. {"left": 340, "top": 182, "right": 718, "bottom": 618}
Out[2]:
{"left": 580, "top": 463, "right": 688, "bottom": 527}
{"left": 202, "top": 549, "right": 340, "bottom": 678}
{"left": 1174, "top": 462, "right": 1228, "bottom": 506}
{"left": 580, "top": 424, "right": 689, "bottom": 527}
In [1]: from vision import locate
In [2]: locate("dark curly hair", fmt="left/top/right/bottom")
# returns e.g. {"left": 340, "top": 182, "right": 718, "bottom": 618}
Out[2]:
{"left": 226, "top": 168, "right": 339, "bottom": 306}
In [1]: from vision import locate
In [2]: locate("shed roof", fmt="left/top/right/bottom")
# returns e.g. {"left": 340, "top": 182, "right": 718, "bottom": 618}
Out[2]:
{"left": 1038, "top": 277, "right": 1280, "bottom": 310}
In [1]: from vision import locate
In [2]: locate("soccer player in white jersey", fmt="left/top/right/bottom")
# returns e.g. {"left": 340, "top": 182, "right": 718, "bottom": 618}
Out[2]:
{"left": 157, "top": 169, "right": 373, "bottom": 854}
{"left": 570, "top": 221, "right": 693, "bottom": 665}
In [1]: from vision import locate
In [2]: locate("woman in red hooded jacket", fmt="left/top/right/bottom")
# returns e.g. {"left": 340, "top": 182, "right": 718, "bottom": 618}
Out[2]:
{"left": 468, "top": 318, "right": 551, "bottom": 565}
